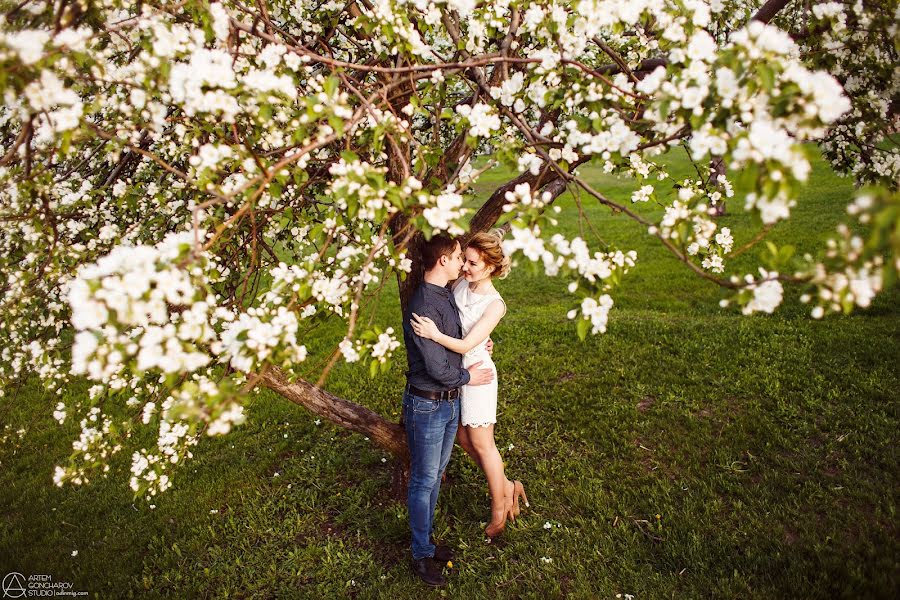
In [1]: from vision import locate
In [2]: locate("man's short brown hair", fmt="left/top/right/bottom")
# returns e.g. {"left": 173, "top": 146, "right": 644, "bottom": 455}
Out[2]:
{"left": 420, "top": 233, "right": 459, "bottom": 271}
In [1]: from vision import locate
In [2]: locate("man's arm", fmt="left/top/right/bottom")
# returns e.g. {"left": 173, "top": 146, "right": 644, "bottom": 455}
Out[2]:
{"left": 412, "top": 299, "right": 505, "bottom": 354}
{"left": 409, "top": 308, "right": 471, "bottom": 389}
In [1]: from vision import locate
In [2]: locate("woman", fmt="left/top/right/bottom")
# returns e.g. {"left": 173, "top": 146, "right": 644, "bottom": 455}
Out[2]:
{"left": 411, "top": 230, "right": 528, "bottom": 539}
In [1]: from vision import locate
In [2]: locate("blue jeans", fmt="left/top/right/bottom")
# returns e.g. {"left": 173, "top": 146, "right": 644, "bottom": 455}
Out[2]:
{"left": 403, "top": 389, "right": 459, "bottom": 560}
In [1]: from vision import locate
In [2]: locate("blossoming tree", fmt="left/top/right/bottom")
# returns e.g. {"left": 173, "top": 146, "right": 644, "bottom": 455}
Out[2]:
{"left": 0, "top": 0, "right": 896, "bottom": 499}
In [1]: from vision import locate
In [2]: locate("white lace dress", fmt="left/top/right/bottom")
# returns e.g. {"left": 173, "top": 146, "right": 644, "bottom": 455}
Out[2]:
{"left": 453, "top": 279, "right": 505, "bottom": 428}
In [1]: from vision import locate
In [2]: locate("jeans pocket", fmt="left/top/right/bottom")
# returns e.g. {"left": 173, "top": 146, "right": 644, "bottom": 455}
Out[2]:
{"left": 411, "top": 396, "right": 439, "bottom": 414}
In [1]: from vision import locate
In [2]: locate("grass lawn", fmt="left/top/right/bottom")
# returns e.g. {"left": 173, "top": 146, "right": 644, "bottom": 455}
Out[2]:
{"left": 1, "top": 148, "right": 897, "bottom": 598}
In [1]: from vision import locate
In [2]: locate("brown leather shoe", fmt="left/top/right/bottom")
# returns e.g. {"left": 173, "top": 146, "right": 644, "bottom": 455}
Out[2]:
{"left": 411, "top": 558, "right": 446, "bottom": 587}
{"left": 430, "top": 537, "right": 455, "bottom": 562}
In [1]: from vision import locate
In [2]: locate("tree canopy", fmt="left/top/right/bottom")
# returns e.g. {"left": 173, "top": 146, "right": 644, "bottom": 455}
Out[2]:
{"left": 0, "top": 0, "right": 896, "bottom": 500}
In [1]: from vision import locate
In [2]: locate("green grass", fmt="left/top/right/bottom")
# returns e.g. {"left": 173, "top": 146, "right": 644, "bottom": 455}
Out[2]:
{"left": 1, "top": 148, "right": 898, "bottom": 598}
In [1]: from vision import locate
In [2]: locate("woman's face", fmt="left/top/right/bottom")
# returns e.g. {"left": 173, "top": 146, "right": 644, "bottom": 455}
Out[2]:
{"left": 461, "top": 247, "right": 492, "bottom": 282}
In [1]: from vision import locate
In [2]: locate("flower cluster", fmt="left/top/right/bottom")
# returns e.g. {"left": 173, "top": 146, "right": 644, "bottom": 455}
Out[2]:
{"left": 52, "top": 407, "right": 118, "bottom": 488}
{"left": 371, "top": 329, "right": 402, "bottom": 363}
{"left": 66, "top": 232, "right": 217, "bottom": 381}
{"left": 503, "top": 224, "right": 637, "bottom": 336}
{"left": 340, "top": 327, "right": 403, "bottom": 376}
{"left": 456, "top": 103, "right": 502, "bottom": 138}
{"left": 326, "top": 158, "right": 404, "bottom": 222}
{"left": 798, "top": 1, "right": 899, "bottom": 186}
{"left": 420, "top": 188, "right": 469, "bottom": 236}
{"left": 642, "top": 19, "right": 852, "bottom": 226}
{"left": 798, "top": 189, "right": 896, "bottom": 318}
{"left": 502, "top": 182, "right": 554, "bottom": 217}
{"left": 730, "top": 269, "right": 785, "bottom": 315}
{"left": 568, "top": 295, "right": 615, "bottom": 335}
{"left": 218, "top": 308, "right": 308, "bottom": 373}
{"left": 652, "top": 179, "right": 735, "bottom": 273}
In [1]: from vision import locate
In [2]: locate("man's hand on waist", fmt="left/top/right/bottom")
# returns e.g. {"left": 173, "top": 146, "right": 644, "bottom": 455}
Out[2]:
{"left": 466, "top": 361, "right": 494, "bottom": 386}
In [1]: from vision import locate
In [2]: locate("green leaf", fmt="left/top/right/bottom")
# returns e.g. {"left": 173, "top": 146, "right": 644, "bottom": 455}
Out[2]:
{"left": 270, "top": 181, "right": 282, "bottom": 199}
{"left": 756, "top": 64, "right": 775, "bottom": 92}
{"left": 658, "top": 99, "right": 671, "bottom": 121}
{"left": 882, "top": 262, "right": 897, "bottom": 290}
{"left": 328, "top": 115, "right": 345, "bottom": 136}
{"left": 576, "top": 317, "right": 589, "bottom": 341}
{"left": 59, "top": 130, "right": 72, "bottom": 156}
{"left": 323, "top": 76, "right": 338, "bottom": 96}
{"left": 736, "top": 161, "right": 759, "bottom": 194}
{"left": 778, "top": 245, "right": 795, "bottom": 263}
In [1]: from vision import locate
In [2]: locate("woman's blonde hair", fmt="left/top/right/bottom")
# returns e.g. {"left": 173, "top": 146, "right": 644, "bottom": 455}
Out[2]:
{"left": 466, "top": 229, "right": 511, "bottom": 279}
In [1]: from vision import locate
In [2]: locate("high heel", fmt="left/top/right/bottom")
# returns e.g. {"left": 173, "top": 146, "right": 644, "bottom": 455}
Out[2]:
{"left": 502, "top": 479, "right": 515, "bottom": 521}
{"left": 510, "top": 480, "right": 529, "bottom": 518}
{"left": 484, "top": 495, "right": 514, "bottom": 540}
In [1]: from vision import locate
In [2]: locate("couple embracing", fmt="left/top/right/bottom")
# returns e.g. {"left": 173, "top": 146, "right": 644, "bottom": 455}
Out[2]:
{"left": 400, "top": 230, "right": 528, "bottom": 587}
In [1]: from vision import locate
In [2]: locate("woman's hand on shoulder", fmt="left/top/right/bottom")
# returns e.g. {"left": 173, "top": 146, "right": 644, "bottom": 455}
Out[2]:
{"left": 411, "top": 313, "right": 440, "bottom": 340}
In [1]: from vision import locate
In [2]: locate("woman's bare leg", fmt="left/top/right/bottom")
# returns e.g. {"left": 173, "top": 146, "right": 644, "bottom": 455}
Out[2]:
{"left": 456, "top": 425, "right": 483, "bottom": 470}
{"left": 467, "top": 425, "right": 511, "bottom": 513}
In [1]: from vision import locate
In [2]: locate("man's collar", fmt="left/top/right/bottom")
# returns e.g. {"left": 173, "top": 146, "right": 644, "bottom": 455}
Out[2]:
{"left": 422, "top": 281, "right": 450, "bottom": 296}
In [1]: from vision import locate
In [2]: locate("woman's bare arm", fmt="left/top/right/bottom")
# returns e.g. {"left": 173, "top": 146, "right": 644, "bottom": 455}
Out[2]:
{"left": 413, "top": 299, "right": 506, "bottom": 354}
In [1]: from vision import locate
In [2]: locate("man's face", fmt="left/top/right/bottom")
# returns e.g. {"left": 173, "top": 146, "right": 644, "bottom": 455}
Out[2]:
{"left": 445, "top": 242, "right": 464, "bottom": 278}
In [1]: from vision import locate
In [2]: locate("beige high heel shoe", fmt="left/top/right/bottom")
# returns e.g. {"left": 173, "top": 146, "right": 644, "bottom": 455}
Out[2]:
{"left": 484, "top": 494, "right": 514, "bottom": 540}
{"left": 510, "top": 480, "right": 529, "bottom": 518}
{"left": 502, "top": 479, "right": 516, "bottom": 521}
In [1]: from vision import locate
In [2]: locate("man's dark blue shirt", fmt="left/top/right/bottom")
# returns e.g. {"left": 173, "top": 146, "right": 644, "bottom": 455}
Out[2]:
{"left": 403, "top": 281, "right": 471, "bottom": 391}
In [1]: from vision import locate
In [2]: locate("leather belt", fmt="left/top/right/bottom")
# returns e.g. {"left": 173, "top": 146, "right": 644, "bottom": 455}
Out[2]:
{"left": 407, "top": 384, "right": 460, "bottom": 400}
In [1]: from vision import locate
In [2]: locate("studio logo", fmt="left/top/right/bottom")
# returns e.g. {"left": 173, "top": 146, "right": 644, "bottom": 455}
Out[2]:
{"left": 1, "top": 572, "right": 87, "bottom": 597}
{"left": 2, "top": 572, "right": 27, "bottom": 599}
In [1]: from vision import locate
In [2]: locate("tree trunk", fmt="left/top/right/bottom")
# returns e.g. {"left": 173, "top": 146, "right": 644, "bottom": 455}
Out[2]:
{"left": 259, "top": 64, "right": 425, "bottom": 498}
{"left": 466, "top": 159, "right": 585, "bottom": 243}
{"left": 260, "top": 366, "right": 408, "bottom": 459}
{"left": 391, "top": 212, "right": 424, "bottom": 317}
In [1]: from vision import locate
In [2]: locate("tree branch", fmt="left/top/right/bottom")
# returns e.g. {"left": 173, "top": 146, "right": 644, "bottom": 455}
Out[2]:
{"left": 466, "top": 157, "right": 588, "bottom": 237}
{"left": 752, "top": 0, "right": 791, "bottom": 24}
{"left": 261, "top": 366, "right": 408, "bottom": 458}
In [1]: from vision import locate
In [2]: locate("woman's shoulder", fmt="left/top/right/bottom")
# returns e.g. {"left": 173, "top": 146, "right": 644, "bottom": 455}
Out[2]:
{"left": 474, "top": 282, "right": 503, "bottom": 302}
{"left": 487, "top": 292, "right": 506, "bottom": 316}
{"left": 484, "top": 284, "right": 503, "bottom": 301}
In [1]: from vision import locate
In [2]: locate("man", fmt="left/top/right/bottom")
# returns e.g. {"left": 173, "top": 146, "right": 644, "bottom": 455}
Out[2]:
{"left": 401, "top": 233, "right": 495, "bottom": 587}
